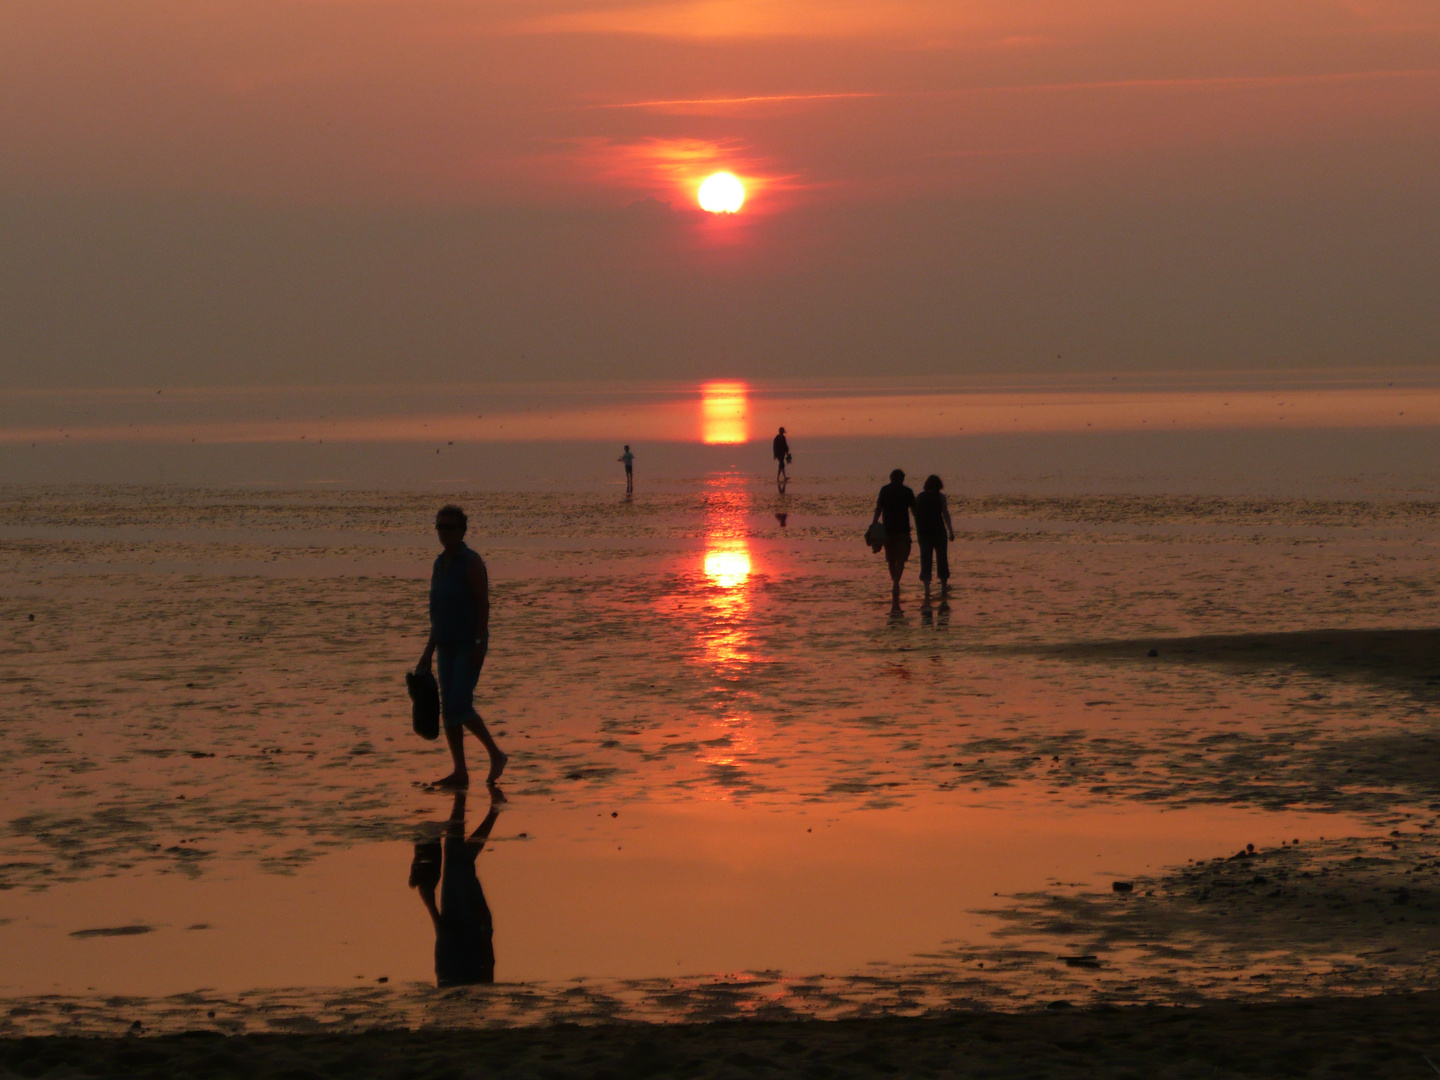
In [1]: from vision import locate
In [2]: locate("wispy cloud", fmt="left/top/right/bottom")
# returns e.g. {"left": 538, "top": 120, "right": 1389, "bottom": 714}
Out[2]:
{"left": 994, "top": 68, "right": 1440, "bottom": 95}
{"left": 558, "top": 135, "right": 807, "bottom": 208}
{"left": 592, "top": 91, "right": 883, "bottom": 111}
{"left": 594, "top": 67, "right": 1439, "bottom": 114}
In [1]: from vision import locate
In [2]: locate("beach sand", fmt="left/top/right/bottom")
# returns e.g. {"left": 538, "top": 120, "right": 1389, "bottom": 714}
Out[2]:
{"left": 2, "top": 482, "right": 1439, "bottom": 1047}
{"left": 4, "top": 992, "right": 1440, "bottom": 1078}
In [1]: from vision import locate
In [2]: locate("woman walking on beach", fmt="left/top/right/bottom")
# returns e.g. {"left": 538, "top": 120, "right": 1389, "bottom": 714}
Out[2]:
{"left": 872, "top": 469, "right": 916, "bottom": 609}
{"left": 417, "top": 504, "right": 507, "bottom": 789}
{"left": 915, "top": 475, "right": 955, "bottom": 594}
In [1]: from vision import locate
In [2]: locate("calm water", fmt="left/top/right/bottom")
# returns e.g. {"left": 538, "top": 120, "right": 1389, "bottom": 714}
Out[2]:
{"left": 1, "top": 471, "right": 1437, "bottom": 1030}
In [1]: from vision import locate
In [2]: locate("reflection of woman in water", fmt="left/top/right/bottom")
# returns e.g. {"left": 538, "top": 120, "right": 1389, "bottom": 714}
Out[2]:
{"left": 409, "top": 791, "right": 500, "bottom": 986}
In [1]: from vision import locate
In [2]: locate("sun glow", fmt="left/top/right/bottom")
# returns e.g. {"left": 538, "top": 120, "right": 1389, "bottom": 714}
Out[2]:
{"left": 698, "top": 172, "right": 745, "bottom": 213}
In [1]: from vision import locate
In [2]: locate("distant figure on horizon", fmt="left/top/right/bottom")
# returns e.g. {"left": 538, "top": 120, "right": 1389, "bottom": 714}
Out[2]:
{"left": 872, "top": 468, "right": 916, "bottom": 610}
{"left": 618, "top": 445, "right": 635, "bottom": 494}
{"left": 416, "top": 504, "right": 507, "bottom": 789}
{"left": 410, "top": 789, "right": 499, "bottom": 986}
{"left": 772, "top": 427, "right": 790, "bottom": 491}
{"left": 915, "top": 474, "right": 956, "bottom": 595}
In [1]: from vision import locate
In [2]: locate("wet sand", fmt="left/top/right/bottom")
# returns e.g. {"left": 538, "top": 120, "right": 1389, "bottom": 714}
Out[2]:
{"left": 5, "top": 992, "right": 1440, "bottom": 1078}
{"left": 3, "top": 482, "right": 1440, "bottom": 1032}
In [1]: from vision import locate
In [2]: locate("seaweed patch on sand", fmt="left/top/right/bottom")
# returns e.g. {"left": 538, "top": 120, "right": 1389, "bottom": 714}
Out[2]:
{"left": 1039, "top": 627, "right": 1440, "bottom": 691}
{"left": 972, "top": 827, "right": 1440, "bottom": 1004}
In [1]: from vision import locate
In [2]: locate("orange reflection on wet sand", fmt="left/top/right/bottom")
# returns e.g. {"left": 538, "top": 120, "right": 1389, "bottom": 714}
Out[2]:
{"left": 700, "top": 381, "right": 749, "bottom": 444}
{"left": 691, "top": 483, "right": 758, "bottom": 795}
{"left": 701, "top": 537, "right": 751, "bottom": 668}
{"left": 704, "top": 544, "right": 751, "bottom": 588}
{"left": 698, "top": 474, "right": 754, "bottom": 671}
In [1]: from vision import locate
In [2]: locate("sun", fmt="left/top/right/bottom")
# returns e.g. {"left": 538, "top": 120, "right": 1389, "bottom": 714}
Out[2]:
{"left": 698, "top": 172, "right": 745, "bottom": 214}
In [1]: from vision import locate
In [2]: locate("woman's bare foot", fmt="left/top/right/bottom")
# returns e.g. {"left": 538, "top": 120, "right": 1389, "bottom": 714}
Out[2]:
{"left": 433, "top": 771, "right": 469, "bottom": 789}
{"left": 486, "top": 750, "right": 508, "bottom": 786}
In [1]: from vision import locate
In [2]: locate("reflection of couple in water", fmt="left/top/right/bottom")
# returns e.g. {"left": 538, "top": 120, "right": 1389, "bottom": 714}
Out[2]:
{"left": 410, "top": 789, "right": 501, "bottom": 986}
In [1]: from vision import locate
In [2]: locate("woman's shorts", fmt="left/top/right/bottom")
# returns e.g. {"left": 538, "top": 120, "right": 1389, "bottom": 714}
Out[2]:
{"left": 437, "top": 642, "right": 487, "bottom": 729}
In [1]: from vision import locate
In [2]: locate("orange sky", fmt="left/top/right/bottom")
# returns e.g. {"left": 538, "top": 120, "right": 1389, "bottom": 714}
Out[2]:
{"left": 1, "top": 0, "right": 1437, "bottom": 386}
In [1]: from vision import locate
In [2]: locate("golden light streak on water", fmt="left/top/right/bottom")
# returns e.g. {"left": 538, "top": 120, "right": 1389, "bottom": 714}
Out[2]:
{"left": 700, "top": 381, "right": 749, "bottom": 444}
{"left": 701, "top": 537, "right": 751, "bottom": 668}
{"left": 698, "top": 474, "right": 753, "bottom": 671}
{"left": 703, "top": 545, "right": 751, "bottom": 588}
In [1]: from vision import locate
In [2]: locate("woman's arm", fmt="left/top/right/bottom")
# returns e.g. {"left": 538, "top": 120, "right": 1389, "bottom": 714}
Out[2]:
{"left": 941, "top": 493, "right": 955, "bottom": 541}
{"left": 417, "top": 630, "right": 435, "bottom": 671}
{"left": 468, "top": 556, "right": 490, "bottom": 633}
{"left": 468, "top": 555, "right": 490, "bottom": 666}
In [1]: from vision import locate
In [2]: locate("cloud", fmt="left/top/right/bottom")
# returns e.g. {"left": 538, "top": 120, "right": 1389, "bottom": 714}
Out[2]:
{"left": 591, "top": 91, "right": 884, "bottom": 115}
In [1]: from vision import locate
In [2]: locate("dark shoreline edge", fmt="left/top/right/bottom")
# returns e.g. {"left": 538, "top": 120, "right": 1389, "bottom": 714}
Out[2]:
{"left": 4, "top": 992, "right": 1439, "bottom": 1079}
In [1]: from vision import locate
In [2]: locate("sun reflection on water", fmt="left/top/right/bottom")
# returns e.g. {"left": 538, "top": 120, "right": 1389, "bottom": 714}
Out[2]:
{"left": 701, "top": 539, "right": 751, "bottom": 669}
{"left": 701, "top": 381, "right": 749, "bottom": 444}
{"left": 698, "top": 474, "right": 754, "bottom": 671}
{"left": 669, "top": 472, "right": 766, "bottom": 797}
{"left": 704, "top": 544, "right": 751, "bottom": 589}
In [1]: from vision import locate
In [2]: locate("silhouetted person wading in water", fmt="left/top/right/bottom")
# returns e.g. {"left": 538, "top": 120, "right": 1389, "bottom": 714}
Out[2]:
{"left": 618, "top": 445, "right": 635, "bottom": 494}
{"left": 872, "top": 469, "right": 916, "bottom": 609}
{"left": 773, "top": 427, "right": 790, "bottom": 491}
{"left": 417, "top": 505, "right": 507, "bottom": 789}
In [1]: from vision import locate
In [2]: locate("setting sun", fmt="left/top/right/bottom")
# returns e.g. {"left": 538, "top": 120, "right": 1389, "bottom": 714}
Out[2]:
{"left": 698, "top": 172, "right": 745, "bottom": 214}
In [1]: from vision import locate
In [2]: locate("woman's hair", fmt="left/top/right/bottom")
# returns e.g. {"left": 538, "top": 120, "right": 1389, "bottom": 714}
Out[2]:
{"left": 889, "top": 468, "right": 905, "bottom": 482}
{"left": 436, "top": 504, "right": 468, "bottom": 530}
{"left": 923, "top": 475, "right": 943, "bottom": 491}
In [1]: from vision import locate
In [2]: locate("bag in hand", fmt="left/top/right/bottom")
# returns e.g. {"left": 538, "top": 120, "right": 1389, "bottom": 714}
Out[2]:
{"left": 863, "top": 521, "right": 887, "bottom": 553}
{"left": 409, "top": 840, "right": 442, "bottom": 889}
{"left": 406, "top": 669, "right": 441, "bottom": 740}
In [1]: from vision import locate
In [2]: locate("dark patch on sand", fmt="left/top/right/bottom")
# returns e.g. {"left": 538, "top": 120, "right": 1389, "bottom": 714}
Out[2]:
{"left": 1040, "top": 627, "right": 1440, "bottom": 690}
{"left": 69, "top": 925, "right": 153, "bottom": 939}
{"left": 974, "top": 828, "right": 1440, "bottom": 1003}
{"left": 4, "top": 993, "right": 1440, "bottom": 1079}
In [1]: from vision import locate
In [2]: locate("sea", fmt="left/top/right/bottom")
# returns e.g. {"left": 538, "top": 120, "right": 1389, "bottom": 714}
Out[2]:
{"left": 1, "top": 374, "right": 1438, "bottom": 1032}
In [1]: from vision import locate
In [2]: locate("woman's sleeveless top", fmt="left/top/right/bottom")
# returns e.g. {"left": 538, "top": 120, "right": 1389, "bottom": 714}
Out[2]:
{"left": 429, "top": 546, "right": 481, "bottom": 645}
{"left": 914, "top": 490, "right": 946, "bottom": 539}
